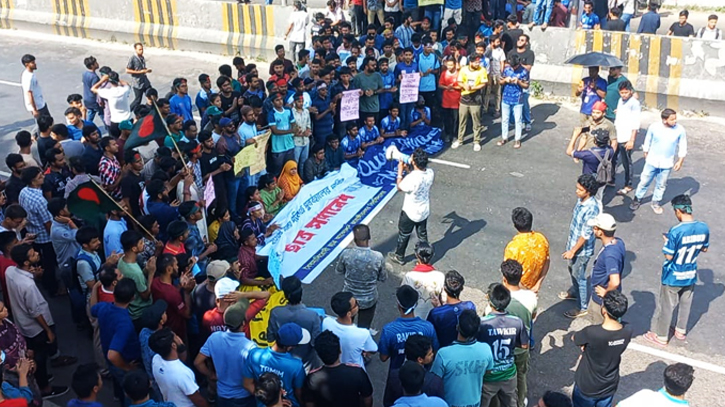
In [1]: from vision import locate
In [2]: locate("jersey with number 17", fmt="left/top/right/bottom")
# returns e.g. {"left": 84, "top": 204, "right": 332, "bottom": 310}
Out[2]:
{"left": 662, "top": 221, "right": 710, "bottom": 287}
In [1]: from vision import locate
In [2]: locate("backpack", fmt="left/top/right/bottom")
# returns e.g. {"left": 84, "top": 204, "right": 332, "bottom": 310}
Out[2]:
{"left": 593, "top": 148, "right": 613, "bottom": 185}
{"left": 698, "top": 27, "right": 722, "bottom": 40}
{"left": 60, "top": 251, "right": 99, "bottom": 295}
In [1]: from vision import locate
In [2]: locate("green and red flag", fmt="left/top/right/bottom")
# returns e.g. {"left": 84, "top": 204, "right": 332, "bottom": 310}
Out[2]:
{"left": 125, "top": 106, "right": 167, "bottom": 150}
{"left": 67, "top": 181, "right": 118, "bottom": 222}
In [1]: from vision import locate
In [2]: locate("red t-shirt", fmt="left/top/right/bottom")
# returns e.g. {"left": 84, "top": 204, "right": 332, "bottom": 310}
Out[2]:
{"left": 202, "top": 299, "right": 269, "bottom": 339}
{"left": 163, "top": 243, "right": 186, "bottom": 256}
{"left": 151, "top": 278, "right": 188, "bottom": 339}
{"left": 439, "top": 70, "right": 462, "bottom": 109}
{"left": 98, "top": 285, "right": 115, "bottom": 304}
{"left": 0, "top": 398, "right": 28, "bottom": 407}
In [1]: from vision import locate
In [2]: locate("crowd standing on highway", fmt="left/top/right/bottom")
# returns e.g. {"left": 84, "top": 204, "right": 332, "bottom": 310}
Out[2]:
{"left": 0, "top": 0, "right": 715, "bottom": 406}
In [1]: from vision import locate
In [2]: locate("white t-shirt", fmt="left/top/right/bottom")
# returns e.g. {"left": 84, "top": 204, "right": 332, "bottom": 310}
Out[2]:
{"left": 510, "top": 289, "right": 538, "bottom": 316}
{"left": 614, "top": 96, "right": 641, "bottom": 143}
{"left": 21, "top": 70, "right": 46, "bottom": 111}
{"left": 399, "top": 168, "right": 434, "bottom": 222}
{"left": 96, "top": 85, "right": 132, "bottom": 123}
{"left": 618, "top": 389, "right": 689, "bottom": 407}
{"left": 401, "top": 269, "right": 445, "bottom": 320}
{"left": 321, "top": 317, "right": 378, "bottom": 369}
{"left": 289, "top": 10, "right": 309, "bottom": 43}
{"left": 697, "top": 27, "right": 721, "bottom": 40}
{"left": 152, "top": 355, "right": 199, "bottom": 407}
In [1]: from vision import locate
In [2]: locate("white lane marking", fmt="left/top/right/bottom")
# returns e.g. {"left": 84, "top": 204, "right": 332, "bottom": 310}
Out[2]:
{"left": 0, "top": 80, "right": 22, "bottom": 87}
{"left": 0, "top": 170, "right": 11, "bottom": 177}
{"left": 628, "top": 342, "right": 725, "bottom": 375}
{"left": 430, "top": 158, "right": 470, "bottom": 169}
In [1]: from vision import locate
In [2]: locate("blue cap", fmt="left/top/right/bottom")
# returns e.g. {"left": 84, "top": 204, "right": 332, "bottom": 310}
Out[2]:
{"left": 276, "top": 323, "right": 311, "bottom": 347}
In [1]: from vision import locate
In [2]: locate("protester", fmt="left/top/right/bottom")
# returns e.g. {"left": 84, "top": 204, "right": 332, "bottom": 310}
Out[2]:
{"left": 322, "top": 292, "right": 378, "bottom": 368}
{"left": 617, "top": 363, "right": 694, "bottom": 406}
{"left": 383, "top": 334, "right": 444, "bottom": 407}
{"left": 149, "top": 328, "right": 207, "bottom": 407}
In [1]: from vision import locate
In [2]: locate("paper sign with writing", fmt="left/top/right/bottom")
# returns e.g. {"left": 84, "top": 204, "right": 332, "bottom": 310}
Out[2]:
{"left": 233, "top": 130, "right": 271, "bottom": 176}
{"left": 340, "top": 90, "right": 360, "bottom": 122}
{"left": 203, "top": 176, "right": 215, "bottom": 209}
{"left": 400, "top": 72, "right": 421, "bottom": 104}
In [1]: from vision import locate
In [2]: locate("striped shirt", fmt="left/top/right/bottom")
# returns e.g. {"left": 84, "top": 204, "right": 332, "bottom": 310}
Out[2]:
{"left": 18, "top": 187, "right": 52, "bottom": 244}
{"left": 566, "top": 196, "right": 600, "bottom": 257}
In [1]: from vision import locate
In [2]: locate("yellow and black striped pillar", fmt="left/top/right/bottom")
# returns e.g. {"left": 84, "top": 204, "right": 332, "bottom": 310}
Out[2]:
{"left": 52, "top": 0, "right": 89, "bottom": 38}
{"left": 222, "top": 3, "right": 275, "bottom": 55}
{"left": 0, "top": 0, "right": 14, "bottom": 30}
{"left": 133, "top": 0, "right": 177, "bottom": 49}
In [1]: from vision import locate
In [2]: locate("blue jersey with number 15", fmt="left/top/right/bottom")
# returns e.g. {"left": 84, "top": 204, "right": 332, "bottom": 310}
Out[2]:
{"left": 662, "top": 221, "right": 710, "bottom": 287}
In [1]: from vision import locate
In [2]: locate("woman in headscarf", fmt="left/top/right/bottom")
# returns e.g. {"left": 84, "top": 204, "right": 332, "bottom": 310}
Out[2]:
{"left": 277, "top": 160, "right": 304, "bottom": 202}
{"left": 213, "top": 221, "right": 239, "bottom": 262}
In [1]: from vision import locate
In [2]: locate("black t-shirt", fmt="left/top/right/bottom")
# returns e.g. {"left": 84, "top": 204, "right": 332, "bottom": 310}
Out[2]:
{"left": 219, "top": 91, "right": 242, "bottom": 123}
{"left": 4, "top": 175, "right": 25, "bottom": 205}
{"left": 606, "top": 19, "right": 626, "bottom": 32}
{"left": 303, "top": 364, "right": 373, "bottom": 407}
{"left": 199, "top": 150, "right": 229, "bottom": 205}
{"left": 670, "top": 22, "right": 695, "bottom": 37}
{"left": 82, "top": 145, "right": 103, "bottom": 176}
{"left": 509, "top": 48, "right": 536, "bottom": 68}
{"left": 574, "top": 324, "right": 632, "bottom": 398}
{"left": 42, "top": 168, "right": 73, "bottom": 199}
{"left": 37, "top": 136, "right": 57, "bottom": 166}
{"left": 120, "top": 171, "right": 145, "bottom": 217}
{"left": 502, "top": 28, "right": 524, "bottom": 54}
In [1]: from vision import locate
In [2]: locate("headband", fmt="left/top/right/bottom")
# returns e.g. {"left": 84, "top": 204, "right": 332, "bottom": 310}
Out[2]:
{"left": 673, "top": 204, "right": 692, "bottom": 214}
{"left": 397, "top": 298, "right": 417, "bottom": 316}
{"left": 248, "top": 203, "right": 264, "bottom": 214}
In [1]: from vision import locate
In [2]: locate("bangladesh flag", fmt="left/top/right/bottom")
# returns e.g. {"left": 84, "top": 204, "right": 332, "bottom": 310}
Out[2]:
{"left": 67, "top": 181, "right": 119, "bottom": 222}
{"left": 125, "top": 106, "right": 167, "bottom": 150}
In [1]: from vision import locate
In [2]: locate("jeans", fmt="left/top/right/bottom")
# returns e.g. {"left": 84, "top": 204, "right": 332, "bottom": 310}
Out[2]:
{"left": 217, "top": 396, "right": 257, "bottom": 407}
{"left": 490, "top": 0, "right": 506, "bottom": 20}
{"left": 424, "top": 5, "right": 441, "bottom": 31}
{"left": 572, "top": 384, "right": 614, "bottom": 407}
{"left": 501, "top": 102, "right": 523, "bottom": 142}
{"left": 289, "top": 41, "right": 305, "bottom": 63}
{"left": 86, "top": 107, "right": 99, "bottom": 123}
{"left": 442, "top": 107, "right": 459, "bottom": 141}
{"left": 463, "top": 8, "right": 481, "bottom": 38}
{"left": 567, "top": 255, "right": 591, "bottom": 311}
{"left": 533, "top": 0, "right": 554, "bottom": 25}
{"left": 400, "top": 103, "right": 414, "bottom": 130}
{"left": 131, "top": 85, "right": 149, "bottom": 112}
{"left": 522, "top": 91, "right": 531, "bottom": 124}
{"left": 226, "top": 176, "right": 243, "bottom": 216}
{"left": 484, "top": 76, "right": 502, "bottom": 113}
{"left": 613, "top": 143, "right": 633, "bottom": 187}
{"left": 395, "top": 210, "right": 428, "bottom": 258}
{"left": 458, "top": 103, "right": 483, "bottom": 143}
{"left": 652, "top": 284, "right": 694, "bottom": 340}
{"left": 246, "top": 170, "right": 264, "bottom": 191}
{"left": 294, "top": 144, "right": 309, "bottom": 168}
{"left": 621, "top": 13, "right": 633, "bottom": 31}
{"left": 634, "top": 163, "right": 671, "bottom": 204}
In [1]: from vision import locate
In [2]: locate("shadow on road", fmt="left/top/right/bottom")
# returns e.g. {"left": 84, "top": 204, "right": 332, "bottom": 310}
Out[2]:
{"left": 432, "top": 211, "right": 486, "bottom": 264}
{"left": 687, "top": 269, "right": 725, "bottom": 333}
{"left": 625, "top": 289, "right": 657, "bottom": 337}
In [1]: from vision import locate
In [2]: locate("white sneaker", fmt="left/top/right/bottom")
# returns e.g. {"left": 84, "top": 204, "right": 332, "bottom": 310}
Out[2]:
{"left": 451, "top": 140, "right": 460, "bottom": 149}
{"left": 473, "top": 144, "right": 481, "bottom": 152}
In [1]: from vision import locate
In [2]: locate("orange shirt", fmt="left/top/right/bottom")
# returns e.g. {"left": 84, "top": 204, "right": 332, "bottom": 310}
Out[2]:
{"left": 504, "top": 231, "right": 550, "bottom": 289}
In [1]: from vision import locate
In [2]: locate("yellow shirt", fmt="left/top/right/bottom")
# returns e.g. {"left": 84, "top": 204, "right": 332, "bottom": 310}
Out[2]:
{"left": 457, "top": 65, "right": 488, "bottom": 96}
{"left": 504, "top": 231, "right": 550, "bottom": 289}
{"left": 208, "top": 220, "right": 221, "bottom": 244}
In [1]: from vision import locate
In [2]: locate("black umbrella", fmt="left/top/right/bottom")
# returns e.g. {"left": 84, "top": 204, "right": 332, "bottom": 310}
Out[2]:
{"left": 565, "top": 52, "right": 624, "bottom": 67}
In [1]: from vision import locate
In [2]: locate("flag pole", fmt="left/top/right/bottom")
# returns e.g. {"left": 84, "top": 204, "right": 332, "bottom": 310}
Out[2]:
{"left": 89, "top": 178, "right": 157, "bottom": 241}
{"left": 151, "top": 101, "right": 190, "bottom": 170}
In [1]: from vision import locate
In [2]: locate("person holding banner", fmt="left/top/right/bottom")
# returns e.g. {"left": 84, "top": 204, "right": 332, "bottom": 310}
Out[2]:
{"left": 452, "top": 53, "right": 488, "bottom": 152}
{"left": 353, "top": 57, "right": 384, "bottom": 124}
{"left": 389, "top": 148, "right": 434, "bottom": 265}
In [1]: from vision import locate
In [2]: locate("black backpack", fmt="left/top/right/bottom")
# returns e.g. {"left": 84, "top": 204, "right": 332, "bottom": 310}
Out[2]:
{"left": 593, "top": 148, "right": 613, "bottom": 185}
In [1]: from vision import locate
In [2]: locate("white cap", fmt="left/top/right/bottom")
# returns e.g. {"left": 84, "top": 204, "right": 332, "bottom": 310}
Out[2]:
{"left": 214, "top": 277, "right": 240, "bottom": 298}
{"left": 587, "top": 213, "right": 617, "bottom": 231}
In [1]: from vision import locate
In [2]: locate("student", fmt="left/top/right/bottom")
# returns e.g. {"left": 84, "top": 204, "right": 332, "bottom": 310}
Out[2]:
{"left": 123, "top": 369, "right": 176, "bottom": 407}
{"left": 324, "top": 134, "right": 344, "bottom": 171}
{"left": 637, "top": 2, "right": 661, "bottom": 34}
{"left": 617, "top": 363, "right": 694, "bottom": 407}
{"left": 381, "top": 105, "right": 406, "bottom": 138}
{"left": 579, "top": 1, "right": 601, "bottom": 29}
{"left": 341, "top": 123, "right": 364, "bottom": 167}
{"left": 668, "top": 10, "right": 695, "bottom": 37}
{"left": 149, "top": 328, "right": 207, "bottom": 407}
{"left": 392, "top": 362, "right": 447, "bottom": 407}
{"left": 67, "top": 363, "right": 103, "bottom": 407}
{"left": 426, "top": 270, "right": 476, "bottom": 347}
{"left": 321, "top": 292, "right": 378, "bottom": 369}
{"left": 383, "top": 334, "right": 444, "bottom": 407}
{"left": 400, "top": 242, "right": 444, "bottom": 320}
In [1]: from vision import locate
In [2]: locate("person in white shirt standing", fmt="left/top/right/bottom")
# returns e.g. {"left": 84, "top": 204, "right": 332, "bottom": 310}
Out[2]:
{"left": 322, "top": 291, "right": 378, "bottom": 368}
{"left": 612, "top": 80, "right": 640, "bottom": 196}
{"left": 149, "top": 327, "right": 208, "bottom": 407}
{"left": 91, "top": 72, "right": 133, "bottom": 138}
{"left": 401, "top": 242, "right": 444, "bottom": 320}
{"left": 696, "top": 14, "right": 721, "bottom": 40}
{"left": 20, "top": 54, "right": 50, "bottom": 122}
{"left": 389, "top": 149, "right": 434, "bottom": 265}
{"left": 630, "top": 108, "right": 687, "bottom": 214}
{"left": 284, "top": 2, "right": 309, "bottom": 64}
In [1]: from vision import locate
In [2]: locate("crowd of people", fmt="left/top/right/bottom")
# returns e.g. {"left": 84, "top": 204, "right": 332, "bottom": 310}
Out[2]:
{"left": 0, "top": 0, "right": 714, "bottom": 406}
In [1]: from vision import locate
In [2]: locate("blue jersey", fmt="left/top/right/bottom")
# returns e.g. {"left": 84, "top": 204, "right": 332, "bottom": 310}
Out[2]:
{"left": 341, "top": 135, "right": 362, "bottom": 167}
{"left": 359, "top": 125, "right": 380, "bottom": 143}
{"left": 379, "top": 71, "right": 396, "bottom": 110}
{"left": 381, "top": 115, "right": 401, "bottom": 135}
{"left": 379, "top": 317, "right": 439, "bottom": 370}
{"left": 410, "top": 107, "right": 431, "bottom": 127}
{"left": 662, "top": 221, "right": 710, "bottom": 286}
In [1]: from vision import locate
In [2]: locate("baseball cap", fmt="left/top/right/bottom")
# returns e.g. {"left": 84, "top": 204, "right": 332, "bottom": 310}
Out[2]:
{"left": 224, "top": 299, "right": 250, "bottom": 330}
{"left": 219, "top": 117, "right": 233, "bottom": 127}
{"left": 396, "top": 285, "right": 419, "bottom": 315}
{"left": 214, "top": 277, "right": 240, "bottom": 298}
{"left": 592, "top": 101, "right": 607, "bottom": 112}
{"left": 178, "top": 201, "right": 200, "bottom": 218}
{"left": 139, "top": 299, "right": 167, "bottom": 330}
{"left": 207, "top": 260, "right": 230, "bottom": 281}
{"left": 276, "top": 323, "right": 311, "bottom": 347}
{"left": 587, "top": 213, "right": 617, "bottom": 231}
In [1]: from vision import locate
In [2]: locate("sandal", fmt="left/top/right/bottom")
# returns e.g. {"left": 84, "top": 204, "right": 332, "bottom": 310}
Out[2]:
{"left": 617, "top": 187, "right": 633, "bottom": 195}
{"left": 643, "top": 331, "right": 668, "bottom": 347}
{"left": 497, "top": 140, "right": 507, "bottom": 146}
{"left": 513, "top": 141, "right": 521, "bottom": 149}
{"left": 671, "top": 328, "right": 687, "bottom": 341}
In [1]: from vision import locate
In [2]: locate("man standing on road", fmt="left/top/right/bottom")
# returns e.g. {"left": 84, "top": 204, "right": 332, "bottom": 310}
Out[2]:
{"left": 126, "top": 43, "right": 152, "bottom": 111}
{"left": 426, "top": 270, "right": 476, "bottom": 347}
{"left": 452, "top": 54, "right": 487, "bottom": 151}
{"left": 572, "top": 291, "right": 631, "bottom": 407}
{"left": 612, "top": 80, "right": 640, "bottom": 195}
{"left": 645, "top": 194, "right": 708, "bottom": 347}
{"left": 697, "top": 14, "right": 721, "bottom": 40}
{"left": 560, "top": 174, "right": 600, "bottom": 319}
{"left": 284, "top": 2, "right": 309, "bottom": 63}
{"left": 322, "top": 292, "right": 378, "bottom": 368}
{"left": 637, "top": 2, "right": 661, "bottom": 34}
{"left": 668, "top": 10, "right": 695, "bottom": 37}
{"left": 82, "top": 56, "right": 101, "bottom": 123}
{"left": 508, "top": 34, "right": 535, "bottom": 132}
{"left": 586, "top": 213, "right": 625, "bottom": 324}
{"left": 630, "top": 108, "right": 687, "bottom": 214}
{"left": 576, "top": 67, "right": 607, "bottom": 126}
{"left": 389, "top": 149, "right": 434, "bottom": 265}
{"left": 20, "top": 54, "right": 49, "bottom": 122}
{"left": 336, "top": 224, "right": 390, "bottom": 330}
{"left": 504, "top": 207, "right": 550, "bottom": 293}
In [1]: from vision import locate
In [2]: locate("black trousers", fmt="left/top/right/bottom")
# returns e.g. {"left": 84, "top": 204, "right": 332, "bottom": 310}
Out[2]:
{"left": 130, "top": 85, "right": 150, "bottom": 112}
{"left": 613, "top": 143, "right": 634, "bottom": 187}
{"left": 442, "top": 107, "right": 459, "bottom": 141}
{"left": 26, "top": 326, "right": 58, "bottom": 389}
{"left": 34, "top": 242, "right": 58, "bottom": 294}
{"left": 357, "top": 303, "right": 377, "bottom": 329}
{"left": 395, "top": 211, "right": 428, "bottom": 258}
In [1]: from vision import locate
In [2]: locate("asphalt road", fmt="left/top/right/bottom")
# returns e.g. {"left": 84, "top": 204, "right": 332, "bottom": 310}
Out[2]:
{"left": 1, "top": 29, "right": 724, "bottom": 407}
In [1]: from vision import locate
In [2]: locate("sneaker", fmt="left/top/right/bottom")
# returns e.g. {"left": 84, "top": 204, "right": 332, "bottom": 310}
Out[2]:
{"left": 473, "top": 143, "right": 481, "bottom": 152}
{"left": 42, "top": 386, "right": 70, "bottom": 399}
{"left": 652, "top": 203, "right": 664, "bottom": 215}
{"left": 525, "top": 123, "right": 532, "bottom": 132}
{"left": 563, "top": 309, "right": 588, "bottom": 319}
{"left": 557, "top": 291, "right": 576, "bottom": 301}
{"left": 451, "top": 140, "right": 460, "bottom": 149}
{"left": 387, "top": 252, "right": 406, "bottom": 265}
{"left": 629, "top": 199, "right": 641, "bottom": 211}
